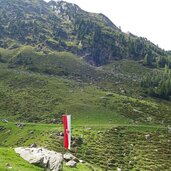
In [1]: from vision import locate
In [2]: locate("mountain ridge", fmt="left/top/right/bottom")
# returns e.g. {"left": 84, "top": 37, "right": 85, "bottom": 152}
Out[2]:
{"left": 0, "top": 0, "right": 168, "bottom": 66}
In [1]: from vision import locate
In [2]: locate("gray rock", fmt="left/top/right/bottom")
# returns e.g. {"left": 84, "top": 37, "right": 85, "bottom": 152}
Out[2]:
{"left": 15, "top": 147, "right": 62, "bottom": 171}
{"left": 59, "top": 132, "right": 64, "bottom": 136}
{"left": 66, "top": 160, "right": 77, "bottom": 168}
{"left": 79, "top": 159, "right": 85, "bottom": 163}
{"left": 2, "top": 119, "right": 8, "bottom": 123}
{"left": 30, "top": 143, "right": 37, "bottom": 148}
{"left": 145, "top": 134, "right": 150, "bottom": 140}
{"left": 64, "top": 153, "right": 75, "bottom": 161}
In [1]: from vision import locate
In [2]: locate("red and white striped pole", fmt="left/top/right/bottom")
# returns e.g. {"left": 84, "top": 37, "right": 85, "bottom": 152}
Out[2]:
{"left": 62, "top": 114, "right": 71, "bottom": 170}
{"left": 62, "top": 114, "right": 71, "bottom": 150}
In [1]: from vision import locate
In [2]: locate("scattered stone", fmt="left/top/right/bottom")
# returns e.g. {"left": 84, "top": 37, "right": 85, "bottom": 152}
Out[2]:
{"left": 117, "top": 167, "right": 122, "bottom": 171}
{"left": 30, "top": 143, "right": 37, "bottom": 148}
{"left": 15, "top": 147, "right": 62, "bottom": 171}
{"left": 66, "top": 160, "right": 77, "bottom": 168}
{"left": 133, "top": 109, "right": 143, "bottom": 113}
{"left": 79, "top": 159, "right": 85, "bottom": 163}
{"left": 64, "top": 153, "right": 75, "bottom": 161}
{"left": 129, "top": 160, "right": 135, "bottom": 165}
{"left": 29, "top": 130, "right": 34, "bottom": 134}
{"left": 59, "top": 132, "right": 64, "bottom": 136}
{"left": 2, "top": 119, "right": 8, "bottom": 123}
{"left": 145, "top": 134, "right": 150, "bottom": 140}
{"left": 120, "top": 89, "right": 125, "bottom": 94}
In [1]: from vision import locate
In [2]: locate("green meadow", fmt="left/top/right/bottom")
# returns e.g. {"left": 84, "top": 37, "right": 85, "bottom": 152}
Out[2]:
{"left": 0, "top": 47, "right": 171, "bottom": 170}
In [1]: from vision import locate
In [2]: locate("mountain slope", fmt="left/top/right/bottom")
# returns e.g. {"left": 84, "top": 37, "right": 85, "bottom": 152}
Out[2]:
{"left": 0, "top": 1, "right": 171, "bottom": 170}
{"left": 0, "top": 0, "right": 168, "bottom": 66}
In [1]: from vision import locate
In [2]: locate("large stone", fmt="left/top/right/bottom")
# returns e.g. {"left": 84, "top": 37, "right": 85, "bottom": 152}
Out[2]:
{"left": 66, "top": 160, "right": 77, "bottom": 168}
{"left": 15, "top": 147, "right": 62, "bottom": 171}
{"left": 63, "top": 153, "right": 75, "bottom": 161}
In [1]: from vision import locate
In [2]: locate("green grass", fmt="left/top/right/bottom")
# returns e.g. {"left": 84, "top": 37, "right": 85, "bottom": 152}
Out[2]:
{"left": 0, "top": 47, "right": 171, "bottom": 170}
{"left": 1, "top": 57, "right": 171, "bottom": 125}
{"left": 0, "top": 148, "right": 43, "bottom": 171}
{"left": 64, "top": 163, "right": 102, "bottom": 171}
{"left": 0, "top": 147, "right": 100, "bottom": 171}
{"left": 0, "top": 122, "right": 170, "bottom": 171}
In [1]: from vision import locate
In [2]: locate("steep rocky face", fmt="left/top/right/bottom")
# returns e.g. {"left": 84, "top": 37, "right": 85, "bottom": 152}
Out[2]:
{"left": 0, "top": 0, "right": 167, "bottom": 65}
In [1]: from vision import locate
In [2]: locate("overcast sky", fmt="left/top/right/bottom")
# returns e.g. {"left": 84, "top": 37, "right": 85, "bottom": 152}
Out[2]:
{"left": 46, "top": 0, "right": 171, "bottom": 50}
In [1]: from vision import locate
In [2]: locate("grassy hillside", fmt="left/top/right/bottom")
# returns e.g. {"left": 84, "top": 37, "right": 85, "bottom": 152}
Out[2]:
{"left": 0, "top": 148, "right": 44, "bottom": 171}
{"left": 0, "top": 46, "right": 171, "bottom": 170}
{"left": 0, "top": 1, "right": 171, "bottom": 170}
{"left": 0, "top": 0, "right": 168, "bottom": 66}
{"left": 1, "top": 48, "right": 171, "bottom": 125}
{"left": 0, "top": 147, "right": 95, "bottom": 171}
{"left": 0, "top": 122, "right": 170, "bottom": 171}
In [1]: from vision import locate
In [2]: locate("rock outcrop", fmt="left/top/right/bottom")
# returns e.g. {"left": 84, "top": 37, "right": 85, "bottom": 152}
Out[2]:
{"left": 15, "top": 147, "right": 62, "bottom": 171}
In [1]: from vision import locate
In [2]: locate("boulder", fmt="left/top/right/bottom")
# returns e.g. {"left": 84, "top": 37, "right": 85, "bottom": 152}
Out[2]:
{"left": 66, "top": 160, "right": 77, "bottom": 168}
{"left": 15, "top": 147, "right": 62, "bottom": 171}
{"left": 64, "top": 153, "right": 75, "bottom": 161}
